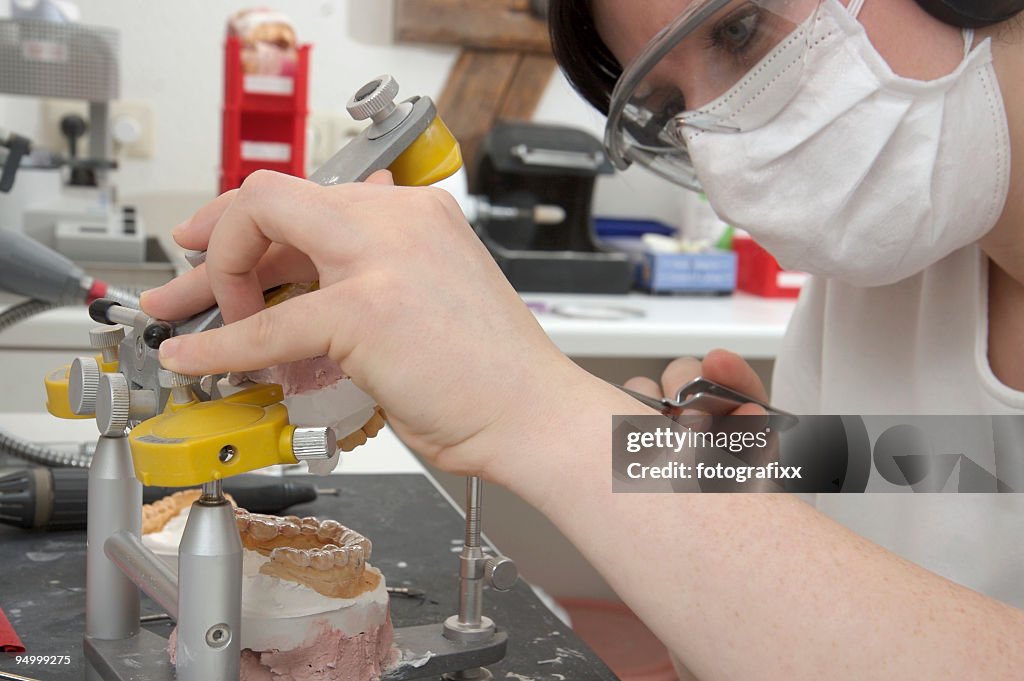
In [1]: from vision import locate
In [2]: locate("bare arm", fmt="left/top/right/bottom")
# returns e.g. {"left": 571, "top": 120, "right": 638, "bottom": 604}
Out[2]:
{"left": 491, "top": 369, "right": 1024, "bottom": 681}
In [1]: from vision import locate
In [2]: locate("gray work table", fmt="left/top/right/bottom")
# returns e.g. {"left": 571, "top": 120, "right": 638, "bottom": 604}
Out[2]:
{"left": 0, "top": 473, "right": 618, "bottom": 681}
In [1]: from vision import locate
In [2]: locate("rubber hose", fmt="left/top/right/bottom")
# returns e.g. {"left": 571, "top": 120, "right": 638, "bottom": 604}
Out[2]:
{"left": 0, "top": 286, "right": 140, "bottom": 467}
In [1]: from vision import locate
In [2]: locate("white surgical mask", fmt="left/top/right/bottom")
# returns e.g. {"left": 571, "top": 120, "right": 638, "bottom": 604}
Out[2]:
{"left": 680, "top": 0, "right": 1011, "bottom": 287}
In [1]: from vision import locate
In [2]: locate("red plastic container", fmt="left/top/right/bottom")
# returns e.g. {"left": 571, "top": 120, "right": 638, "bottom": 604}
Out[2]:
{"left": 220, "top": 35, "right": 310, "bottom": 193}
{"left": 733, "top": 235, "right": 806, "bottom": 298}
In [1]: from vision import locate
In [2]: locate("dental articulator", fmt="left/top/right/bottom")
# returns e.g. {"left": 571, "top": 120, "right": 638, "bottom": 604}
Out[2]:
{"left": 37, "top": 75, "right": 517, "bottom": 681}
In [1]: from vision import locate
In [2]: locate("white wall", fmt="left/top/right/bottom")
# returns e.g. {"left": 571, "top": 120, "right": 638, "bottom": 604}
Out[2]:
{"left": 0, "top": 0, "right": 687, "bottom": 225}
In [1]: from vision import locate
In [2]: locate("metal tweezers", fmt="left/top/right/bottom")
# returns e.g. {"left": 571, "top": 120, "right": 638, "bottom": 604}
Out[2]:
{"left": 612, "top": 379, "right": 799, "bottom": 431}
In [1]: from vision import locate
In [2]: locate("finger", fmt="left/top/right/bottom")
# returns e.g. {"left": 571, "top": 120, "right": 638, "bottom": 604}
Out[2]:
{"left": 158, "top": 288, "right": 337, "bottom": 375}
{"left": 206, "top": 172, "right": 394, "bottom": 323}
{"left": 141, "top": 244, "right": 317, "bottom": 321}
{"left": 700, "top": 349, "right": 769, "bottom": 403}
{"left": 659, "top": 357, "right": 703, "bottom": 399}
{"left": 172, "top": 189, "right": 238, "bottom": 250}
{"left": 732, "top": 402, "right": 767, "bottom": 417}
{"left": 622, "top": 376, "right": 663, "bottom": 400}
{"left": 364, "top": 169, "right": 394, "bottom": 185}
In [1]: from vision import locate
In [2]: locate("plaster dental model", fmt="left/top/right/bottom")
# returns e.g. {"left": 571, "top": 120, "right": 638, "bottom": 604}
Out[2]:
{"left": 142, "top": 499, "right": 395, "bottom": 680}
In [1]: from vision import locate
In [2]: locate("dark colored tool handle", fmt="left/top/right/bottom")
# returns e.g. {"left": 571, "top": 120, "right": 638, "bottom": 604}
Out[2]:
{"left": 0, "top": 469, "right": 318, "bottom": 530}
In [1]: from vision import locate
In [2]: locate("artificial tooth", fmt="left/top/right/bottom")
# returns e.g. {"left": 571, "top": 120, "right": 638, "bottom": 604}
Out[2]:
{"left": 332, "top": 548, "right": 349, "bottom": 567}
{"left": 309, "top": 549, "right": 333, "bottom": 570}
{"left": 300, "top": 516, "right": 319, "bottom": 535}
{"left": 278, "top": 519, "right": 301, "bottom": 537}
{"left": 365, "top": 410, "right": 386, "bottom": 436}
{"left": 249, "top": 518, "right": 279, "bottom": 541}
{"left": 282, "top": 515, "right": 301, "bottom": 525}
{"left": 317, "top": 520, "right": 343, "bottom": 541}
{"left": 275, "top": 547, "right": 310, "bottom": 567}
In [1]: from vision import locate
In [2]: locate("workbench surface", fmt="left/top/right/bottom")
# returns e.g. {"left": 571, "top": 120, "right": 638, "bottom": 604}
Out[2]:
{"left": 0, "top": 473, "right": 618, "bottom": 681}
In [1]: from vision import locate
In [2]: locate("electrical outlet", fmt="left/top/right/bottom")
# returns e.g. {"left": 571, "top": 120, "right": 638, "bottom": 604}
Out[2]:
{"left": 41, "top": 99, "right": 155, "bottom": 160}
{"left": 306, "top": 111, "right": 365, "bottom": 171}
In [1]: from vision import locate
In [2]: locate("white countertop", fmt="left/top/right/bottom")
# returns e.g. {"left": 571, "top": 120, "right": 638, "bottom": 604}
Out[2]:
{"left": 525, "top": 292, "right": 795, "bottom": 358}
{"left": 1, "top": 291, "right": 796, "bottom": 359}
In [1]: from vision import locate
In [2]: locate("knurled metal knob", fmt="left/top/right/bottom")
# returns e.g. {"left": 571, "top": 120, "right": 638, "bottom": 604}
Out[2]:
{"left": 484, "top": 556, "right": 518, "bottom": 592}
{"left": 68, "top": 356, "right": 100, "bottom": 416}
{"left": 157, "top": 369, "right": 199, "bottom": 389}
{"left": 97, "top": 373, "right": 131, "bottom": 437}
{"left": 89, "top": 324, "right": 125, "bottom": 350}
{"left": 292, "top": 427, "right": 338, "bottom": 461}
{"left": 347, "top": 75, "right": 399, "bottom": 122}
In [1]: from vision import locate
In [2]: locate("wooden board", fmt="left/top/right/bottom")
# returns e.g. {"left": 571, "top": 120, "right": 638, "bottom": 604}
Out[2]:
{"left": 396, "top": 0, "right": 556, "bottom": 177}
{"left": 395, "top": 0, "right": 551, "bottom": 54}
{"left": 435, "top": 50, "right": 555, "bottom": 175}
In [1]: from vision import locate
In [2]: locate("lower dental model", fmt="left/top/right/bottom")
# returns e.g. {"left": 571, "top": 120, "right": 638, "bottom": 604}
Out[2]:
{"left": 143, "top": 501, "right": 394, "bottom": 680}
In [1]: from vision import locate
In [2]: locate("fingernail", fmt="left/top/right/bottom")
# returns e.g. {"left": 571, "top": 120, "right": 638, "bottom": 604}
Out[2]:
{"left": 159, "top": 338, "right": 179, "bottom": 361}
{"left": 171, "top": 220, "right": 190, "bottom": 238}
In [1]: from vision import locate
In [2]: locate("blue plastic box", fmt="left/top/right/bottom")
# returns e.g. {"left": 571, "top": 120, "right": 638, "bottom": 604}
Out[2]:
{"left": 639, "top": 250, "right": 737, "bottom": 294}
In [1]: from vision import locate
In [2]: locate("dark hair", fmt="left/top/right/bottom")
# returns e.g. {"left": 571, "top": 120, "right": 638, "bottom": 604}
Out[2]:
{"left": 548, "top": 0, "right": 622, "bottom": 115}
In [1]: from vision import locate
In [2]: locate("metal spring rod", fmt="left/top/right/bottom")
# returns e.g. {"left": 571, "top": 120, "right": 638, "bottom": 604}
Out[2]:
{"left": 201, "top": 479, "right": 224, "bottom": 503}
{"left": 465, "top": 477, "right": 482, "bottom": 548}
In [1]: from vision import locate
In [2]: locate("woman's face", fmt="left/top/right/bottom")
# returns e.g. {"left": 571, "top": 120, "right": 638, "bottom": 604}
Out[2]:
{"left": 591, "top": 0, "right": 966, "bottom": 110}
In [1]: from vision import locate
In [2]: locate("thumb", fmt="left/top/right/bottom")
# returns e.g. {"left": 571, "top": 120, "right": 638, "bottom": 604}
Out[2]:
{"left": 364, "top": 169, "right": 395, "bottom": 186}
{"left": 157, "top": 289, "right": 341, "bottom": 376}
{"left": 700, "top": 349, "right": 769, "bottom": 403}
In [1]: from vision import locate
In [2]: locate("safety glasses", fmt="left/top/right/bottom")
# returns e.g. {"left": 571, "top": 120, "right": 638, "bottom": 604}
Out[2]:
{"left": 604, "top": 0, "right": 824, "bottom": 188}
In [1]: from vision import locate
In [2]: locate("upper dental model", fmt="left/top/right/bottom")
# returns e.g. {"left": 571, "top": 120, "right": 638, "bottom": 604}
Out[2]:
{"left": 228, "top": 287, "right": 388, "bottom": 473}
{"left": 143, "top": 500, "right": 395, "bottom": 680}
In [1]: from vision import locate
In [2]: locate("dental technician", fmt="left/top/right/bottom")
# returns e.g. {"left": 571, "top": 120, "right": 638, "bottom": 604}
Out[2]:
{"left": 142, "top": 0, "right": 1024, "bottom": 677}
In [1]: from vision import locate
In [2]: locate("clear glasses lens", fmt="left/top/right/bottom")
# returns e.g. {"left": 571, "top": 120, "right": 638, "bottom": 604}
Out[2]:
{"left": 606, "top": 0, "right": 822, "bottom": 187}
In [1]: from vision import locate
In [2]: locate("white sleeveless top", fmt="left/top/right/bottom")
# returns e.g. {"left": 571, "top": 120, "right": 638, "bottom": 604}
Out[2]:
{"left": 772, "top": 244, "right": 1024, "bottom": 609}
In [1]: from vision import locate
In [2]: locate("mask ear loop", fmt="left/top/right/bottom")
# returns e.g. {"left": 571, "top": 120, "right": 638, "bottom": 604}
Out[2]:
{"left": 847, "top": 0, "right": 867, "bottom": 17}
{"left": 963, "top": 27, "right": 975, "bottom": 56}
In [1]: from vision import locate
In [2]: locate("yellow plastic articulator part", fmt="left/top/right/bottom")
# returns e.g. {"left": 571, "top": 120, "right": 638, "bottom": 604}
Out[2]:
{"left": 389, "top": 115, "right": 463, "bottom": 187}
{"left": 45, "top": 354, "right": 118, "bottom": 420}
{"left": 129, "top": 383, "right": 299, "bottom": 487}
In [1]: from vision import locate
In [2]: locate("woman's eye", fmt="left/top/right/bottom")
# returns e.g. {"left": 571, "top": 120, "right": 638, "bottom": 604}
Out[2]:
{"left": 710, "top": 7, "right": 761, "bottom": 54}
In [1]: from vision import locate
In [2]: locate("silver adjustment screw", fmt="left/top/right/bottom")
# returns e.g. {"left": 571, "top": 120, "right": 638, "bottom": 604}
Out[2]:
{"left": 158, "top": 368, "right": 198, "bottom": 405}
{"left": 484, "top": 556, "right": 518, "bottom": 592}
{"left": 69, "top": 356, "right": 100, "bottom": 416}
{"left": 90, "top": 324, "right": 125, "bottom": 364}
{"left": 347, "top": 75, "right": 400, "bottom": 124}
{"left": 292, "top": 427, "right": 338, "bottom": 461}
{"left": 89, "top": 324, "right": 125, "bottom": 349}
{"left": 97, "top": 373, "right": 131, "bottom": 437}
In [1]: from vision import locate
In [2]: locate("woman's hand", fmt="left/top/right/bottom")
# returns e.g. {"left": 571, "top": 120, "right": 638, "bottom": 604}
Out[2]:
{"left": 140, "top": 170, "right": 590, "bottom": 479}
{"left": 623, "top": 348, "right": 769, "bottom": 415}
